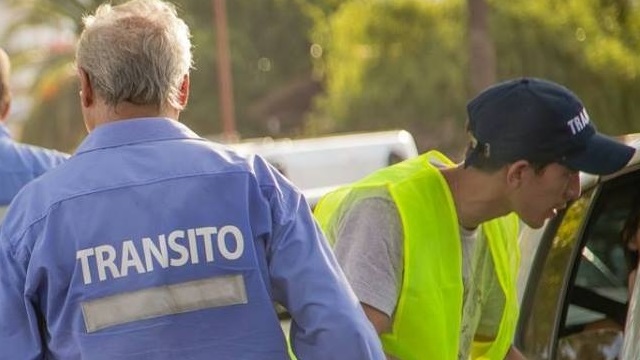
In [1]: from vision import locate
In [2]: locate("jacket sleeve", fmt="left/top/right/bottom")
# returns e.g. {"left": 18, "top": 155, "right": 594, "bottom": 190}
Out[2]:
{"left": 0, "top": 228, "right": 44, "bottom": 360}
{"left": 262, "top": 168, "right": 385, "bottom": 360}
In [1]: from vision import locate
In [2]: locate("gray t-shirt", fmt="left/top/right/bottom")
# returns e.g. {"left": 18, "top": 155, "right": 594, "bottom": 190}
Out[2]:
{"left": 333, "top": 190, "right": 505, "bottom": 360}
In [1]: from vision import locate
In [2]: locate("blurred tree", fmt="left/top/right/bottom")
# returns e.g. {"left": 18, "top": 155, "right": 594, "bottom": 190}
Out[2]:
{"left": 307, "top": 0, "right": 640, "bottom": 157}
{"left": 182, "top": 0, "right": 321, "bottom": 139}
{"left": 494, "top": 0, "right": 640, "bottom": 135}
{"left": 5, "top": 0, "right": 640, "bottom": 155}
{"left": 2, "top": 0, "right": 320, "bottom": 151}
{"left": 467, "top": 0, "right": 496, "bottom": 96}
{"left": 305, "top": 0, "right": 469, "bottom": 156}
{"left": 1, "top": 0, "right": 96, "bottom": 152}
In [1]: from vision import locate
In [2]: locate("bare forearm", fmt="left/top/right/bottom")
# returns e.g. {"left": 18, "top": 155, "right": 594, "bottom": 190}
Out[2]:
{"left": 360, "top": 303, "right": 398, "bottom": 359}
{"left": 505, "top": 345, "right": 527, "bottom": 360}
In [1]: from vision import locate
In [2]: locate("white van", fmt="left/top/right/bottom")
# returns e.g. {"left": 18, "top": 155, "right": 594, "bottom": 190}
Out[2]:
{"left": 227, "top": 130, "right": 419, "bottom": 207}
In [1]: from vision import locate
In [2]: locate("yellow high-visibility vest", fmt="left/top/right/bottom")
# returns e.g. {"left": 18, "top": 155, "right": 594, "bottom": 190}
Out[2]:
{"left": 315, "top": 151, "right": 519, "bottom": 360}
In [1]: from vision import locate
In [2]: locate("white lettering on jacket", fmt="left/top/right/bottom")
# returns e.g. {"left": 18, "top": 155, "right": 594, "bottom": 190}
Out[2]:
{"left": 566, "top": 108, "right": 590, "bottom": 135}
{"left": 76, "top": 225, "right": 245, "bottom": 285}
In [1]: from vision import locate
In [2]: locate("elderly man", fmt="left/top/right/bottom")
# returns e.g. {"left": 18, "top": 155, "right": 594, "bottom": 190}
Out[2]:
{"left": 0, "top": 1, "right": 384, "bottom": 359}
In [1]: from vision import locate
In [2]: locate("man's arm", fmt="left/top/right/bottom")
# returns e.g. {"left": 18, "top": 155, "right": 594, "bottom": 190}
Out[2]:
{"left": 362, "top": 303, "right": 392, "bottom": 334}
{"left": 505, "top": 345, "right": 527, "bottom": 360}
{"left": 331, "top": 195, "right": 403, "bottom": 360}
{"left": 0, "top": 229, "right": 44, "bottom": 359}
{"left": 264, "top": 173, "right": 384, "bottom": 360}
{"left": 362, "top": 303, "right": 402, "bottom": 360}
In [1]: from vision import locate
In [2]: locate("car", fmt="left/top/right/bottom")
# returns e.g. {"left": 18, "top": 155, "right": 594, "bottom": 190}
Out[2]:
{"left": 225, "top": 130, "right": 419, "bottom": 208}
{"left": 622, "top": 270, "right": 639, "bottom": 360}
{"left": 515, "top": 133, "right": 640, "bottom": 359}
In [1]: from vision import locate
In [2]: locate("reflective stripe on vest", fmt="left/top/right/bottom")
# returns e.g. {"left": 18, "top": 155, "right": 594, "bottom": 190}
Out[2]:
{"left": 0, "top": 205, "right": 7, "bottom": 224}
{"left": 315, "top": 150, "right": 520, "bottom": 360}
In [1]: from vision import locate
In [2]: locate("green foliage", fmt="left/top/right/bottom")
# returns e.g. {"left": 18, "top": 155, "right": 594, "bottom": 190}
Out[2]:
{"left": 180, "top": 0, "right": 316, "bottom": 138}
{"left": 308, "top": 0, "right": 468, "bottom": 155}
{"left": 6, "top": 0, "right": 640, "bottom": 154}
{"left": 494, "top": 0, "right": 640, "bottom": 135}
{"left": 1, "top": 0, "right": 99, "bottom": 151}
{"left": 309, "top": 0, "right": 640, "bottom": 156}
{"left": 20, "top": 75, "right": 84, "bottom": 152}
{"left": 4, "top": 0, "right": 317, "bottom": 150}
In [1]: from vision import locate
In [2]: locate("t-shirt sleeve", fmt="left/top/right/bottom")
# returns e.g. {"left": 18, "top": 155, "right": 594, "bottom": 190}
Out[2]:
{"left": 333, "top": 195, "right": 403, "bottom": 318}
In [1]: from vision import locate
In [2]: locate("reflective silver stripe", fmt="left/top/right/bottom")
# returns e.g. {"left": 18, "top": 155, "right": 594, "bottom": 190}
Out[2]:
{"left": 0, "top": 206, "right": 7, "bottom": 224}
{"left": 81, "top": 274, "right": 247, "bottom": 333}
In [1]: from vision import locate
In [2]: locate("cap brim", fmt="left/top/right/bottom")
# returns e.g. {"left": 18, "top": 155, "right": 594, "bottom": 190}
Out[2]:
{"left": 561, "top": 133, "right": 636, "bottom": 175}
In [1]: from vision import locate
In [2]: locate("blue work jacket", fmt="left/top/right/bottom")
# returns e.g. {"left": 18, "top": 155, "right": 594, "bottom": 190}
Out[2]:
{"left": 0, "top": 123, "right": 68, "bottom": 206}
{"left": 0, "top": 118, "right": 383, "bottom": 360}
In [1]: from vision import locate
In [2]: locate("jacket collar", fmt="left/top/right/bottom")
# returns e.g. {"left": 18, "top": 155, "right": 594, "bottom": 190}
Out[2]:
{"left": 0, "top": 122, "right": 12, "bottom": 139}
{"left": 74, "top": 118, "right": 203, "bottom": 156}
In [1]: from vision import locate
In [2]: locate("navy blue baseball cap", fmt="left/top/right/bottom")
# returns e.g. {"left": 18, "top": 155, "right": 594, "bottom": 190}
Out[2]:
{"left": 464, "top": 77, "right": 635, "bottom": 175}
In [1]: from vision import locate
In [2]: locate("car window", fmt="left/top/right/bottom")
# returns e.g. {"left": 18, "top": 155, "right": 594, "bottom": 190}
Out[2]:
{"left": 555, "top": 177, "right": 635, "bottom": 360}
{"left": 517, "top": 191, "right": 594, "bottom": 359}
{"left": 517, "top": 168, "right": 640, "bottom": 359}
{"left": 564, "top": 206, "right": 629, "bottom": 333}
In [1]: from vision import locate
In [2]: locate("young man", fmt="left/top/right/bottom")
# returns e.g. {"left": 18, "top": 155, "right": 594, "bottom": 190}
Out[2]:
{"left": 0, "top": 1, "right": 384, "bottom": 359}
{"left": 0, "top": 47, "right": 68, "bottom": 215}
{"left": 315, "top": 77, "right": 636, "bottom": 360}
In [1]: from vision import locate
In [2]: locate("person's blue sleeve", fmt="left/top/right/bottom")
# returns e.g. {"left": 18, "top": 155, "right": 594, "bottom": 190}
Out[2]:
{"left": 263, "top": 170, "right": 385, "bottom": 360}
{"left": 0, "top": 224, "right": 44, "bottom": 360}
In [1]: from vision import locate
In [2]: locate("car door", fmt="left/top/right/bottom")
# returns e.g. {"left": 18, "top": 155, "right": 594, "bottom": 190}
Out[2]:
{"left": 621, "top": 267, "right": 639, "bottom": 359}
{"left": 515, "top": 164, "right": 640, "bottom": 360}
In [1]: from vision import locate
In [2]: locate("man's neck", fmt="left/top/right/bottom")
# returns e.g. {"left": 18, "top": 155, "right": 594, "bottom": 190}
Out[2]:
{"left": 86, "top": 101, "right": 180, "bottom": 131}
{"left": 440, "top": 165, "right": 511, "bottom": 229}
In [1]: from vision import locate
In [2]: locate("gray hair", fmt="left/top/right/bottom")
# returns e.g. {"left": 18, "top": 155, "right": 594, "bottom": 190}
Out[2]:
{"left": 76, "top": 0, "right": 193, "bottom": 111}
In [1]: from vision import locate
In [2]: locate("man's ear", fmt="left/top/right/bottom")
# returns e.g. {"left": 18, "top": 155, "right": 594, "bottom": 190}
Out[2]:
{"left": 178, "top": 74, "right": 189, "bottom": 108}
{"left": 78, "top": 68, "right": 94, "bottom": 108}
{"left": 505, "top": 160, "right": 531, "bottom": 189}
{"left": 0, "top": 101, "right": 10, "bottom": 121}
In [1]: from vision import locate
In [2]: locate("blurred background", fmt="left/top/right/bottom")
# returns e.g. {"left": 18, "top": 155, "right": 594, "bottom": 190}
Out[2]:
{"left": 2, "top": 0, "right": 640, "bottom": 160}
